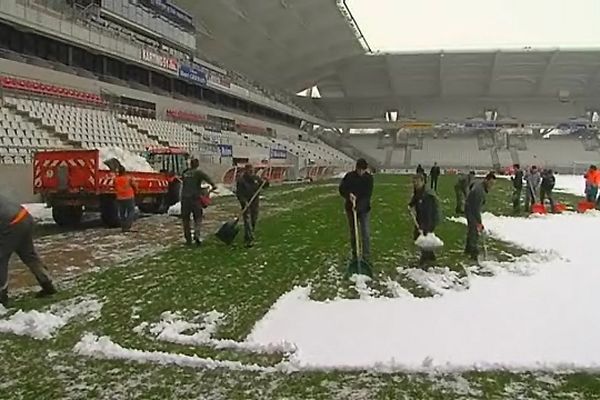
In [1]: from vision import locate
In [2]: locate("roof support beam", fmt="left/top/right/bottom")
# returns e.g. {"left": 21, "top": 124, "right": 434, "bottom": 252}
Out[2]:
{"left": 487, "top": 51, "right": 500, "bottom": 96}
{"left": 438, "top": 52, "right": 445, "bottom": 96}
{"left": 585, "top": 64, "right": 600, "bottom": 96}
{"left": 535, "top": 50, "right": 559, "bottom": 95}
{"left": 384, "top": 54, "right": 397, "bottom": 98}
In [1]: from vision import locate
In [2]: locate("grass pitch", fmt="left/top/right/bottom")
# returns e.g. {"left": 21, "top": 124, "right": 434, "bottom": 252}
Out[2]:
{"left": 1, "top": 175, "right": 598, "bottom": 400}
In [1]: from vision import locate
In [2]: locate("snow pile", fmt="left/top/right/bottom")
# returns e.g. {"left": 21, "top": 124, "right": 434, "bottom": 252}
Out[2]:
{"left": 402, "top": 267, "right": 467, "bottom": 295}
{"left": 554, "top": 174, "right": 585, "bottom": 196}
{"left": 98, "top": 147, "right": 155, "bottom": 173}
{"left": 382, "top": 278, "right": 414, "bottom": 298}
{"left": 73, "top": 333, "right": 276, "bottom": 372}
{"left": 0, "top": 304, "right": 7, "bottom": 316}
{"left": 167, "top": 202, "right": 181, "bottom": 216}
{"left": 247, "top": 212, "right": 600, "bottom": 371}
{"left": 135, "top": 310, "right": 296, "bottom": 355}
{"left": 415, "top": 232, "right": 444, "bottom": 250}
{"left": 0, "top": 298, "right": 102, "bottom": 340}
{"left": 22, "top": 203, "right": 54, "bottom": 225}
{"left": 349, "top": 274, "right": 376, "bottom": 299}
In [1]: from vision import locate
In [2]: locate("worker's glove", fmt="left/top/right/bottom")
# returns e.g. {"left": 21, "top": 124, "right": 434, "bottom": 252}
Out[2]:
{"left": 477, "top": 224, "right": 485, "bottom": 233}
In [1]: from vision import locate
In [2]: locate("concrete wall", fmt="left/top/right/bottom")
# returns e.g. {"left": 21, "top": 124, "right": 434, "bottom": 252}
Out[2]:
{"left": 0, "top": 164, "right": 39, "bottom": 203}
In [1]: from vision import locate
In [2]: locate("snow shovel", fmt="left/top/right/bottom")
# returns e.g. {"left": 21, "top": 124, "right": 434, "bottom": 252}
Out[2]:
{"left": 346, "top": 197, "right": 373, "bottom": 277}
{"left": 528, "top": 181, "right": 546, "bottom": 214}
{"left": 478, "top": 229, "right": 497, "bottom": 263}
{"left": 215, "top": 180, "right": 267, "bottom": 245}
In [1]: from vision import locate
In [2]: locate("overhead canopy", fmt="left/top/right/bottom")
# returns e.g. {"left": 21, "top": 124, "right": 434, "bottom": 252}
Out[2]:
{"left": 175, "top": 0, "right": 365, "bottom": 90}
{"left": 315, "top": 50, "right": 600, "bottom": 99}
{"left": 169, "top": 1, "right": 600, "bottom": 124}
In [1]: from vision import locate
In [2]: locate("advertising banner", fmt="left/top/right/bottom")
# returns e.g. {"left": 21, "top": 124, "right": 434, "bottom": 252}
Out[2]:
{"left": 219, "top": 144, "right": 233, "bottom": 157}
{"left": 141, "top": 49, "right": 178, "bottom": 72}
{"left": 179, "top": 64, "right": 207, "bottom": 85}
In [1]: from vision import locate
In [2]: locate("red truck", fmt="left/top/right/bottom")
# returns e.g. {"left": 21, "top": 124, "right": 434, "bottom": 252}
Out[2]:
{"left": 33, "top": 147, "right": 188, "bottom": 226}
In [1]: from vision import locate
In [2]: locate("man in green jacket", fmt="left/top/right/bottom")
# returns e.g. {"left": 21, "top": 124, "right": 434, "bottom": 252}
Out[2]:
{"left": 409, "top": 174, "right": 441, "bottom": 265}
{"left": 464, "top": 172, "right": 496, "bottom": 261}
{"left": 454, "top": 171, "right": 475, "bottom": 214}
{"left": 180, "top": 158, "right": 216, "bottom": 246}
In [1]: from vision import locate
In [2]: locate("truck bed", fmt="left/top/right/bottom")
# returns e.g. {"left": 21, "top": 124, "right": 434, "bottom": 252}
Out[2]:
{"left": 34, "top": 149, "right": 169, "bottom": 196}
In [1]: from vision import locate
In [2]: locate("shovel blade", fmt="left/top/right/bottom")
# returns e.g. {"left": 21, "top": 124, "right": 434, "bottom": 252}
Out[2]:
{"left": 216, "top": 220, "right": 239, "bottom": 245}
{"left": 531, "top": 203, "right": 546, "bottom": 214}
{"left": 346, "top": 258, "right": 373, "bottom": 278}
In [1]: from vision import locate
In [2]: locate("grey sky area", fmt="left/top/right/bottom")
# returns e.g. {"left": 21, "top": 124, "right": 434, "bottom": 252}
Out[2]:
{"left": 347, "top": 0, "right": 600, "bottom": 52}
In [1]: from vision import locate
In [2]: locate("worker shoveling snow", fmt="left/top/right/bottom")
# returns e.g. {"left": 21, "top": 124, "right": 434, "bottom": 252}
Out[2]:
{"left": 415, "top": 232, "right": 444, "bottom": 251}
{"left": 98, "top": 147, "right": 155, "bottom": 173}
{"left": 167, "top": 183, "right": 234, "bottom": 216}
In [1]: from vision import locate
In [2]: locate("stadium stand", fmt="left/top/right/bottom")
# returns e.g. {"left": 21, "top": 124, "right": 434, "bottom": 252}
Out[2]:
{"left": 518, "top": 137, "right": 597, "bottom": 169}
{"left": 408, "top": 135, "right": 492, "bottom": 169}
{"left": 0, "top": 76, "right": 105, "bottom": 105}
{"left": 5, "top": 97, "right": 158, "bottom": 152}
{"left": 124, "top": 115, "right": 199, "bottom": 150}
{"left": 0, "top": 103, "right": 67, "bottom": 164}
{"left": 347, "top": 135, "right": 387, "bottom": 164}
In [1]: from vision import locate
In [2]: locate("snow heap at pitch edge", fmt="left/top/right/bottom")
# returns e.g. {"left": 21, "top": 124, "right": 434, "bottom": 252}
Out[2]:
{"left": 98, "top": 147, "right": 155, "bottom": 173}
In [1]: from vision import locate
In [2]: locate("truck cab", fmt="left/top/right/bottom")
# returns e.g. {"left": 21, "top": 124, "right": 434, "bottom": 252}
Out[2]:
{"left": 143, "top": 146, "right": 189, "bottom": 178}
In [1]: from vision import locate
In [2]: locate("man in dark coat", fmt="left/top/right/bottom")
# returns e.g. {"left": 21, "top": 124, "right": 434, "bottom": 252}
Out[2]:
{"left": 454, "top": 171, "right": 475, "bottom": 214}
{"left": 409, "top": 174, "right": 440, "bottom": 265}
{"left": 339, "top": 159, "right": 374, "bottom": 260}
{"left": 180, "top": 158, "right": 215, "bottom": 245}
{"left": 236, "top": 164, "right": 269, "bottom": 248}
{"left": 0, "top": 194, "right": 56, "bottom": 306}
{"left": 429, "top": 162, "right": 441, "bottom": 191}
{"left": 511, "top": 164, "right": 524, "bottom": 213}
{"left": 540, "top": 169, "right": 556, "bottom": 213}
{"left": 464, "top": 172, "right": 496, "bottom": 260}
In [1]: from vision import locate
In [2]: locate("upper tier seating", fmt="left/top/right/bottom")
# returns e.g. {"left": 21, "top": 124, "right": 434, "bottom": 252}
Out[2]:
{"left": 0, "top": 76, "right": 105, "bottom": 106}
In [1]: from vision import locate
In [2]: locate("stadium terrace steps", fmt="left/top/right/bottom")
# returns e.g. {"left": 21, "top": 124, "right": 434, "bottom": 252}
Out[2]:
{"left": 0, "top": 98, "right": 70, "bottom": 164}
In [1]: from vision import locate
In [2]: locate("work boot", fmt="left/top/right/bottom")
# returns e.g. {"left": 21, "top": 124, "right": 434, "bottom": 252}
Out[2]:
{"left": 0, "top": 289, "right": 8, "bottom": 307}
{"left": 194, "top": 237, "right": 203, "bottom": 247}
{"left": 35, "top": 281, "right": 57, "bottom": 298}
{"left": 245, "top": 241, "right": 254, "bottom": 248}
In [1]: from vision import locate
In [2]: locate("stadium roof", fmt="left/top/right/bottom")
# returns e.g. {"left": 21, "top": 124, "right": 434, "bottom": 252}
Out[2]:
{"left": 314, "top": 49, "right": 600, "bottom": 99}
{"left": 175, "top": 0, "right": 365, "bottom": 90}
{"left": 172, "top": 1, "right": 600, "bottom": 125}
{"left": 308, "top": 49, "right": 600, "bottom": 125}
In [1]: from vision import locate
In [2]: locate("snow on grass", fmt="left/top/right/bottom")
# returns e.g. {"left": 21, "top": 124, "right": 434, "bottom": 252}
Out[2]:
{"left": 0, "top": 297, "right": 102, "bottom": 340}
{"left": 0, "top": 304, "right": 7, "bottom": 316}
{"left": 135, "top": 310, "right": 296, "bottom": 355}
{"left": 349, "top": 274, "right": 377, "bottom": 299}
{"left": 431, "top": 374, "right": 483, "bottom": 397}
{"left": 73, "top": 333, "right": 279, "bottom": 372}
{"left": 401, "top": 266, "right": 468, "bottom": 295}
{"left": 382, "top": 277, "right": 414, "bottom": 298}
{"left": 247, "top": 212, "right": 600, "bottom": 371}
